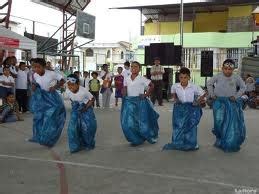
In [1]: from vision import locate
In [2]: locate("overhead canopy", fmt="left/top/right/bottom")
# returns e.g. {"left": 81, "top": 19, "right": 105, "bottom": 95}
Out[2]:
{"left": 0, "top": 26, "right": 37, "bottom": 57}
{"left": 111, "top": 0, "right": 259, "bottom": 21}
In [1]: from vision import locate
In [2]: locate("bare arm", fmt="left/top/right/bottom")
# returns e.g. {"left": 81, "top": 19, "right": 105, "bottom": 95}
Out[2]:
{"left": 81, "top": 98, "right": 94, "bottom": 113}
{"left": 145, "top": 82, "right": 154, "bottom": 97}
{"left": 2, "top": 81, "right": 14, "bottom": 87}
{"left": 207, "top": 76, "right": 217, "bottom": 98}
{"left": 235, "top": 76, "right": 246, "bottom": 98}
{"left": 122, "top": 86, "right": 127, "bottom": 97}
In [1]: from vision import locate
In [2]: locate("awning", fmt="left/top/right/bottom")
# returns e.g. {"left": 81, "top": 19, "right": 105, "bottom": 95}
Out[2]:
{"left": 0, "top": 26, "right": 37, "bottom": 57}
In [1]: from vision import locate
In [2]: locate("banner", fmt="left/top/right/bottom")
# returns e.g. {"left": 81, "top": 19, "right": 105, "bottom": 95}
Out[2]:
{"left": 0, "top": 36, "right": 19, "bottom": 48}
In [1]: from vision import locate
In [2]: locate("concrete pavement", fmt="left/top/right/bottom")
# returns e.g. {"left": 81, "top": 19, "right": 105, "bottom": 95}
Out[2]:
{"left": 0, "top": 100, "right": 258, "bottom": 194}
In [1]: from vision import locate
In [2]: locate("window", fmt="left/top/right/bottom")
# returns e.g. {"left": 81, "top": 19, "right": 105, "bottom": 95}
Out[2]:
{"left": 121, "top": 51, "right": 124, "bottom": 59}
{"left": 227, "top": 48, "right": 239, "bottom": 68}
{"left": 85, "top": 48, "right": 94, "bottom": 57}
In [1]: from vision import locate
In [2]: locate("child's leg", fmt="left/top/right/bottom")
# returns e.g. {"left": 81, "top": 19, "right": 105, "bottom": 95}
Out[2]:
{"left": 95, "top": 92, "right": 100, "bottom": 107}
{"left": 91, "top": 92, "right": 95, "bottom": 107}
{"left": 115, "top": 98, "right": 118, "bottom": 106}
{"left": 16, "top": 89, "right": 22, "bottom": 111}
{"left": 0, "top": 106, "right": 12, "bottom": 122}
{"left": 102, "top": 91, "right": 107, "bottom": 108}
{"left": 5, "top": 113, "right": 18, "bottom": 123}
{"left": 21, "top": 89, "right": 28, "bottom": 112}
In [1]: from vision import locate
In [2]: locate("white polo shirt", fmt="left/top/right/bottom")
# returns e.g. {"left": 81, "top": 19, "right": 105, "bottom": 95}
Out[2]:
{"left": 0, "top": 74, "right": 15, "bottom": 88}
{"left": 171, "top": 82, "right": 204, "bottom": 103}
{"left": 66, "top": 86, "right": 93, "bottom": 104}
{"left": 34, "top": 70, "right": 62, "bottom": 91}
{"left": 124, "top": 75, "right": 151, "bottom": 97}
{"left": 122, "top": 69, "right": 131, "bottom": 78}
{"left": 16, "top": 69, "right": 29, "bottom": 89}
{"left": 80, "top": 77, "right": 90, "bottom": 91}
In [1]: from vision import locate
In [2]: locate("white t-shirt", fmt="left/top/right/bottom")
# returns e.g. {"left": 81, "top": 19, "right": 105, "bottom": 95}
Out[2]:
{"left": 171, "top": 82, "right": 204, "bottom": 103}
{"left": 16, "top": 69, "right": 29, "bottom": 89}
{"left": 66, "top": 86, "right": 93, "bottom": 104}
{"left": 124, "top": 75, "right": 151, "bottom": 96}
{"left": 34, "top": 70, "right": 62, "bottom": 91}
{"left": 122, "top": 69, "right": 131, "bottom": 78}
{"left": 80, "top": 77, "right": 90, "bottom": 91}
{"left": 55, "top": 63, "right": 61, "bottom": 71}
{"left": 0, "top": 74, "right": 15, "bottom": 88}
{"left": 55, "top": 70, "right": 64, "bottom": 81}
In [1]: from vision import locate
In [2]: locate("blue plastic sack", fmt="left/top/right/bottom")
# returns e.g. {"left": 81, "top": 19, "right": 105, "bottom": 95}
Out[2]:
{"left": 212, "top": 97, "right": 246, "bottom": 152}
{"left": 163, "top": 103, "right": 202, "bottom": 151}
{"left": 67, "top": 101, "right": 97, "bottom": 153}
{"left": 29, "top": 85, "right": 66, "bottom": 147}
{"left": 120, "top": 96, "right": 159, "bottom": 146}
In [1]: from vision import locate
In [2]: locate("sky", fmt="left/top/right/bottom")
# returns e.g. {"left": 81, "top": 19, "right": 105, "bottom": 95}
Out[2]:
{"left": 9, "top": 0, "right": 142, "bottom": 43}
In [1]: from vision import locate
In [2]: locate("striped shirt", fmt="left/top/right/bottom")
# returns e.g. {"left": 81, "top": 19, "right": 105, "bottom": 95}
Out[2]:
{"left": 0, "top": 102, "right": 18, "bottom": 113}
{"left": 150, "top": 65, "right": 164, "bottom": 81}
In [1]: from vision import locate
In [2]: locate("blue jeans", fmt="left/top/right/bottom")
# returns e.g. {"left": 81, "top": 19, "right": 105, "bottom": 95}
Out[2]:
{"left": 0, "top": 106, "right": 18, "bottom": 123}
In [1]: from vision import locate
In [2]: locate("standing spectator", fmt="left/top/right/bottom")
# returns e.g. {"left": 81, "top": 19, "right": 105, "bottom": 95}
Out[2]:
{"left": 89, "top": 72, "right": 100, "bottom": 107}
{"left": 27, "top": 58, "right": 36, "bottom": 103}
{"left": 55, "top": 59, "right": 62, "bottom": 71}
{"left": 122, "top": 61, "right": 131, "bottom": 78}
{"left": 8, "top": 56, "right": 18, "bottom": 78}
{"left": 114, "top": 67, "right": 124, "bottom": 106}
{"left": 150, "top": 57, "right": 164, "bottom": 106}
{"left": 82, "top": 71, "right": 90, "bottom": 91}
{"left": 100, "top": 64, "right": 113, "bottom": 108}
{"left": 74, "top": 71, "right": 81, "bottom": 79}
{"left": 0, "top": 66, "right": 15, "bottom": 99}
{"left": 16, "top": 62, "right": 29, "bottom": 113}
{"left": 46, "top": 61, "right": 53, "bottom": 71}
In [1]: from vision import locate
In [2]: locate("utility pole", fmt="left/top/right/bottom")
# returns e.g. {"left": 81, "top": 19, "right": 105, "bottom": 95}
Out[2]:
{"left": 180, "top": 0, "right": 184, "bottom": 65}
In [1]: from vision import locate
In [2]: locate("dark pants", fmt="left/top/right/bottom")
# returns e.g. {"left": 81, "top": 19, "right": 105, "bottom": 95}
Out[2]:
{"left": 0, "top": 86, "right": 12, "bottom": 99}
{"left": 91, "top": 91, "right": 100, "bottom": 107}
{"left": 16, "top": 89, "right": 28, "bottom": 112}
{"left": 151, "top": 80, "right": 163, "bottom": 105}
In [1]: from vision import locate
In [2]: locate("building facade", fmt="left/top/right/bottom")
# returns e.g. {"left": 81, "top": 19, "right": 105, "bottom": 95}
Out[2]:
{"left": 79, "top": 41, "right": 133, "bottom": 72}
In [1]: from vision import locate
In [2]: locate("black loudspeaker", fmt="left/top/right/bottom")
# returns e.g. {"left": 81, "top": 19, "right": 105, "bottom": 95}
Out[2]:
{"left": 201, "top": 51, "right": 213, "bottom": 77}
{"left": 175, "top": 72, "right": 180, "bottom": 83}
{"left": 144, "top": 46, "right": 151, "bottom": 65}
{"left": 146, "top": 67, "right": 151, "bottom": 79}
{"left": 150, "top": 43, "right": 175, "bottom": 65}
{"left": 174, "top": 46, "right": 182, "bottom": 66}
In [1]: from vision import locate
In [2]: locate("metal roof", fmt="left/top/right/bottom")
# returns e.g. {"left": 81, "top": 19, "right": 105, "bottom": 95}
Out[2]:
{"left": 31, "top": 0, "right": 90, "bottom": 15}
{"left": 111, "top": 0, "right": 259, "bottom": 21}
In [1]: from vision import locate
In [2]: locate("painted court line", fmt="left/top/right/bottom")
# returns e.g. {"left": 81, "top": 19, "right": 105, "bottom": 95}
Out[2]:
{"left": 0, "top": 154, "right": 258, "bottom": 190}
